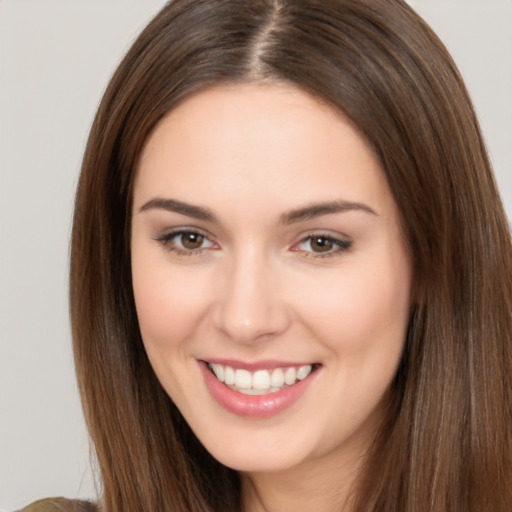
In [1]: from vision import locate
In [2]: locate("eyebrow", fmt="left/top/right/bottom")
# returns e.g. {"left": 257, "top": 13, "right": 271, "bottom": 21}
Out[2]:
{"left": 139, "top": 198, "right": 217, "bottom": 222}
{"left": 279, "top": 200, "right": 378, "bottom": 224}
{"left": 139, "top": 197, "right": 377, "bottom": 223}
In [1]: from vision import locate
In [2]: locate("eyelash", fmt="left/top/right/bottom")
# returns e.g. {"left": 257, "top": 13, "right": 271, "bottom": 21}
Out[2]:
{"left": 292, "top": 234, "right": 353, "bottom": 259}
{"left": 154, "top": 228, "right": 216, "bottom": 257}
{"left": 154, "top": 229, "right": 352, "bottom": 259}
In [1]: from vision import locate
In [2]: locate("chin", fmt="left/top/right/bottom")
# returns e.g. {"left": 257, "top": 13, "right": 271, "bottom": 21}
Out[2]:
{"left": 190, "top": 421, "right": 319, "bottom": 474}
{"left": 211, "top": 447, "right": 306, "bottom": 473}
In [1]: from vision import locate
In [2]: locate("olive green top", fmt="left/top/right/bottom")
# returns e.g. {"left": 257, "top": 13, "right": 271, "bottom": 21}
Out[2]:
{"left": 18, "top": 498, "right": 99, "bottom": 512}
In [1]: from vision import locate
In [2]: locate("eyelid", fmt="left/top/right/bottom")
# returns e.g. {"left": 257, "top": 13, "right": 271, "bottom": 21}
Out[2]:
{"left": 291, "top": 232, "right": 353, "bottom": 258}
{"left": 152, "top": 227, "right": 352, "bottom": 259}
{"left": 153, "top": 226, "right": 212, "bottom": 240}
{"left": 153, "top": 227, "right": 218, "bottom": 255}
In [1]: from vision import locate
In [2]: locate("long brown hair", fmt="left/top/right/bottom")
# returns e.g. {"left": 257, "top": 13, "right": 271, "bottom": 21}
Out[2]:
{"left": 70, "top": 0, "right": 512, "bottom": 510}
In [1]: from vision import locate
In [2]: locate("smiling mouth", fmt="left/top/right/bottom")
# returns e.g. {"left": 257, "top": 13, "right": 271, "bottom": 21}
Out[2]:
{"left": 207, "top": 362, "right": 317, "bottom": 395}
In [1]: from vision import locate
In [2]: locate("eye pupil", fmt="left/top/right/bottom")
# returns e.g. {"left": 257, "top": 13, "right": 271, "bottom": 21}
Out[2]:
{"left": 311, "top": 236, "right": 333, "bottom": 252}
{"left": 181, "top": 233, "right": 204, "bottom": 249}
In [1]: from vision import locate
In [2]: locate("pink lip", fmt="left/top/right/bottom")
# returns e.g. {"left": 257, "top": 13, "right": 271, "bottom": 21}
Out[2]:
{"left": 205, "top": 358, "right": 313, "bottom": 371}
{"left": 199, "top": 360, "right": 318, "bottom": 418}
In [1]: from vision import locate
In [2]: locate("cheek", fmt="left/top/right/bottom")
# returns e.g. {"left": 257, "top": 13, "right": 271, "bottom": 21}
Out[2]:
{"left": 293, "top": 253, "right": 411, "bottom": 439}
{"left": 293, "top": 252, "right": 412, "bottom": 357}
{"left": 131, "top": 247, "right": 213, "bottom": 350}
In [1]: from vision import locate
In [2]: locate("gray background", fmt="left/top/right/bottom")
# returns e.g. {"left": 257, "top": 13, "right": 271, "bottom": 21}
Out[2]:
{"left": 1, "top": 1, "right": 511, "bottom": 510}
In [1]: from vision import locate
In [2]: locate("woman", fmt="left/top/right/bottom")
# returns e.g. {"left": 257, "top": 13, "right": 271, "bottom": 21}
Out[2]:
{"left": 24, "top": 0, "right": 512, "bottom": 510}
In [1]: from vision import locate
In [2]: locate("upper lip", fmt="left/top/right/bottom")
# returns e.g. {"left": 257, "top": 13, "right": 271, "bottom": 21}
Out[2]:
{"left": 202, "top": 358, "right": 317, "bottom": 371}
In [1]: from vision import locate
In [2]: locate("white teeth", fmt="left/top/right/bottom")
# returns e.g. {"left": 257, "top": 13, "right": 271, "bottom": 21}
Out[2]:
{"left": 270, "top": 368, "right": 285, "bottom": 388}
{"left": 224, "top": 366, "right": 235, "bottom": 385}
{"left": 235, "top": 369, "right": 252, "bottom": 389}
{"left": 253, "top": 370, "right": 271, "bottom": 390}
{"left": 211, "top": 363, "right": 225, "bottom": 382}
{"left": 208, "top": 363, "right": 313, "bottom": 393}
{"left": 297, "top": 365, "right": 312, "bottom": 380}
{"left": 239, "top": 387, "right": 281, "bottom": 395}
{"left": 284, "top": 367, "right": 296, "bottom": 385}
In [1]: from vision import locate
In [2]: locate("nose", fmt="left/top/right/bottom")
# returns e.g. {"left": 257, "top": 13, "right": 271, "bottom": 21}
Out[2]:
{"left": 211, "top": 248, "right": 291, "bottom": 344}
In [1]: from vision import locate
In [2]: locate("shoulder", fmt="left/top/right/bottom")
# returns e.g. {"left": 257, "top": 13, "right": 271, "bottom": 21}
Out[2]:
{"left": 18, "top": 498, "right": 99, "bottom": 512}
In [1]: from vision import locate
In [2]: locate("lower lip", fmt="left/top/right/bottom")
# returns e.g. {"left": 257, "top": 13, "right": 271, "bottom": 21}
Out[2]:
{"left": 199, "top": 361, "right": 317, "bottom": 418}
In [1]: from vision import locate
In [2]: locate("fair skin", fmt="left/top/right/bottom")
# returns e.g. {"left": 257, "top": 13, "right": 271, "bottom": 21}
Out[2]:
{"left": 131, "top": 83, "right": 412, "bottom": 511}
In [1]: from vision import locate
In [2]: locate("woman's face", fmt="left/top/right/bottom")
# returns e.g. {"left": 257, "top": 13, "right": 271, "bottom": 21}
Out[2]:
{"left": 131, "top": 83, "right": 412, "bottom": 475}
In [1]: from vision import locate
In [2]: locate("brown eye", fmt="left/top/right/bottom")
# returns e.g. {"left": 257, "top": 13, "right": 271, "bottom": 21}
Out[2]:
{"left": 155, "top": 229, "right": 215, "bottom": 254}
{"left": 293, "top": 234, "right": 352, "bottom": 257}
{"left": 180, "top": 232, "right": 205, "bottom": 249}
{"left": 310, "top": 236, "right": 334, "bottom": 252}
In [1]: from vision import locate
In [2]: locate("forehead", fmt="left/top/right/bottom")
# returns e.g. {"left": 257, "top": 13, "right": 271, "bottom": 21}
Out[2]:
{"left": 134, "top": 83, "right": 394, "bottom": 219}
